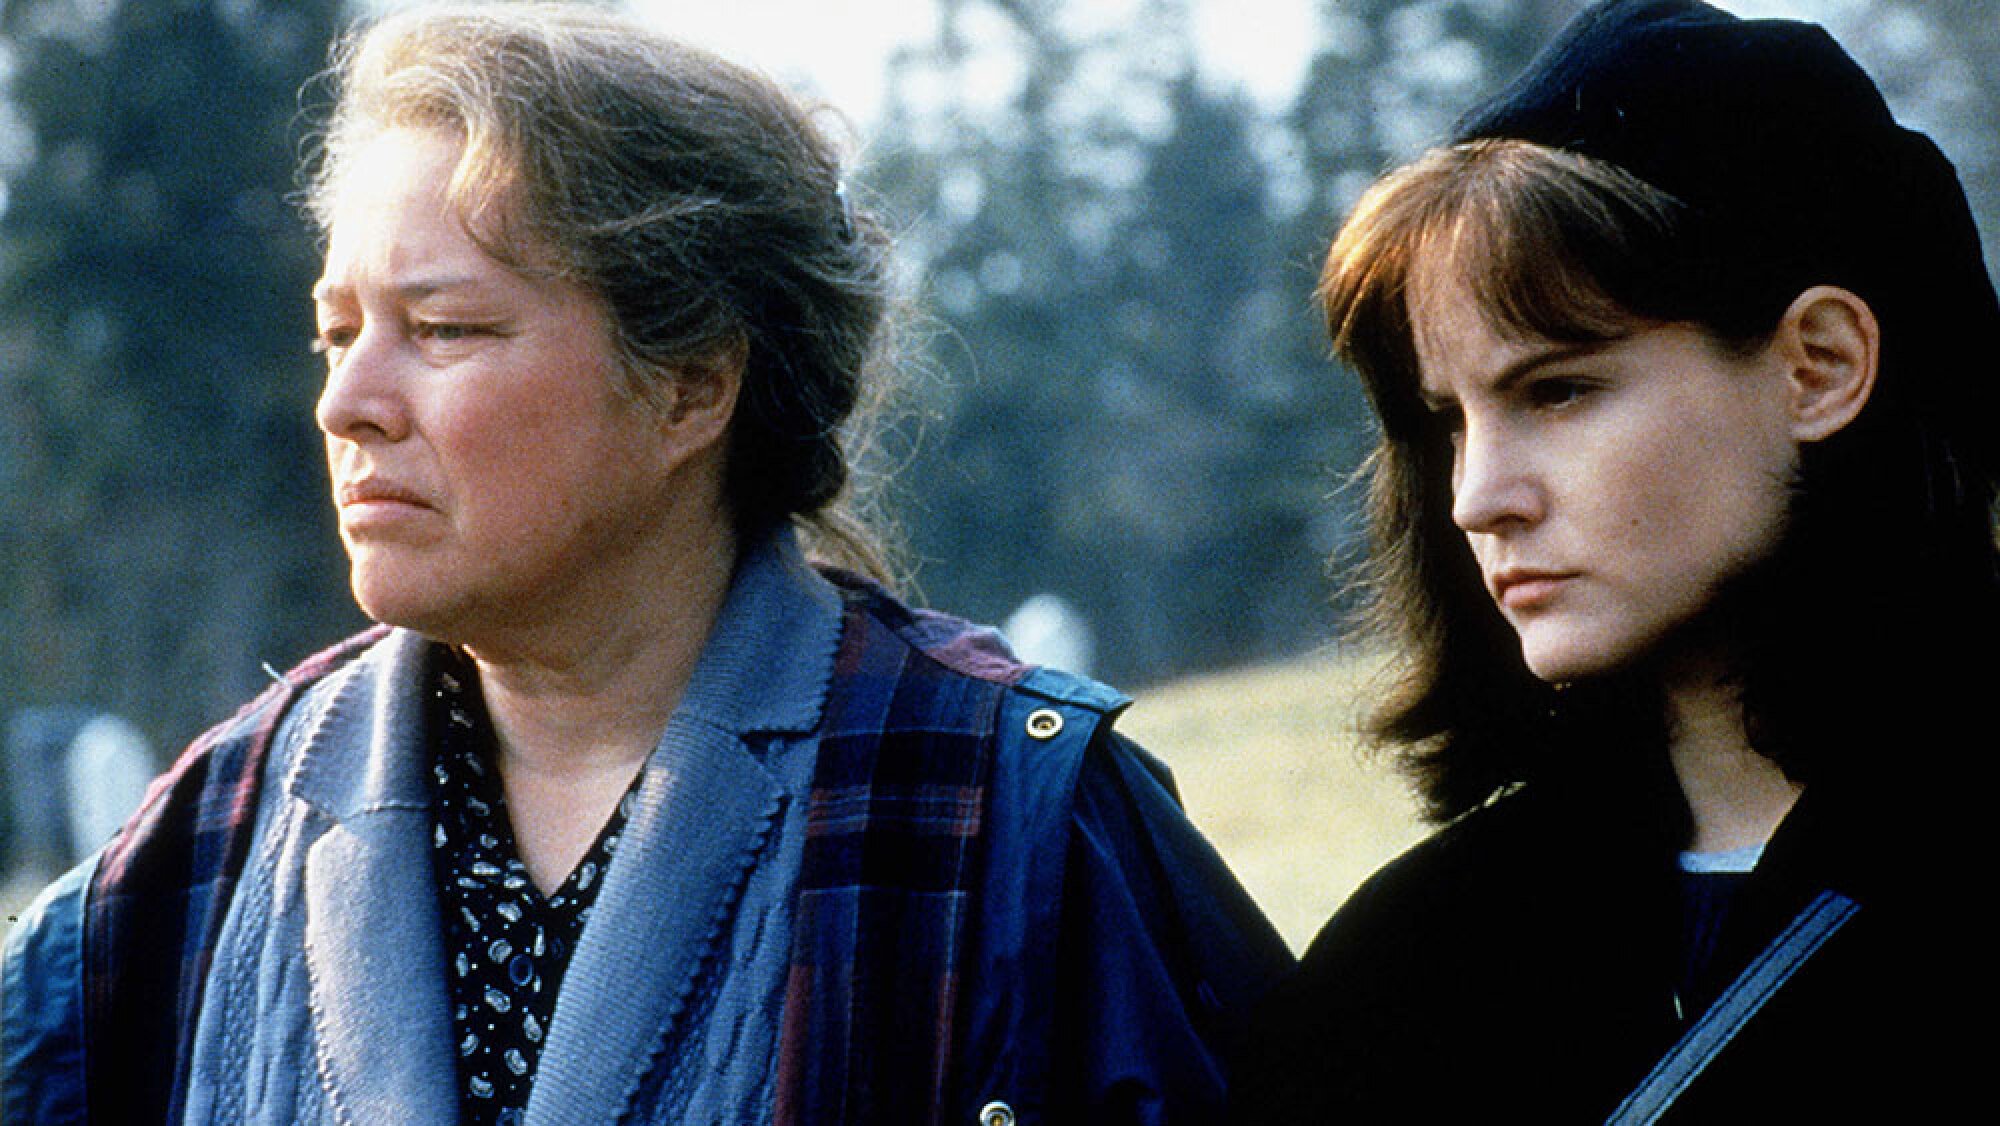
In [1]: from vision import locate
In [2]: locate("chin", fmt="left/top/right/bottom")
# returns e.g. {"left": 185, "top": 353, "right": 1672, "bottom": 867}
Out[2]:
{"left": 1515, "top": 629, "right": 1640, "bottom": 685}
{"left": 347, "top": 566, "right": 460, "bottom": 637}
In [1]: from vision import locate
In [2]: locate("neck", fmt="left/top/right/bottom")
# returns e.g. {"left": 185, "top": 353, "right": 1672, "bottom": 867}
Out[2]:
{"left": 463, "top": 518, "right": 738, "bottom": 895}
{"left": 468, "top": 520, "right": 738, "bottom": 782}
{"left": 1659, "top": 649, "right": 1802, "bottom": 853}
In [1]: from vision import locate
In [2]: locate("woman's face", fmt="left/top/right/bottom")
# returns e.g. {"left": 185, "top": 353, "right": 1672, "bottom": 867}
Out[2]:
{"left": 1410, "top": 265, "right": 1799, "bottom": 683}
{"left": 313, "top": 128, "right": 716, "bottom": 644}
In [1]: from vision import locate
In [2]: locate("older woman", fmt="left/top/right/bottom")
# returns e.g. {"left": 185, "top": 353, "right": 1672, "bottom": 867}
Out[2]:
{"left": 1234, "top": 1, "right": 2000, "bottom": 1121}
{"left": 2, "top": 6, "right": 1288, "bottom": 1124}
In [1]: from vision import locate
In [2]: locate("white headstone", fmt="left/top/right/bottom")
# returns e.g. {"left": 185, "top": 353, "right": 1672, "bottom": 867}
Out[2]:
{"left": 1003, "top": 593, "right": 1095, "bottom": 677}
{"left": 65, "top": 714, "right": 154, "bottom": 856}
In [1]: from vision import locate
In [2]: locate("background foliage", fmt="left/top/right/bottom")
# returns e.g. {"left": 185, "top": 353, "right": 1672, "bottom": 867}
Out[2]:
{"left": 1, "top": 0, "right": 354, "bottom": 755}
{"left": 1, "top": 0, "right": 1995, "bottom": 839}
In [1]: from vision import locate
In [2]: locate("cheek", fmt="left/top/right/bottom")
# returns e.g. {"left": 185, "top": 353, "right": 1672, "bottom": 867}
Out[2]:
{"left": 1638, "top": 427, "right": 1793, "bottom": 585}
{"left": 440, "top": 377, "right": 578, "bottom": 474}
{"left": 1581, "top": 431, "right": 1688, "bottom": 543}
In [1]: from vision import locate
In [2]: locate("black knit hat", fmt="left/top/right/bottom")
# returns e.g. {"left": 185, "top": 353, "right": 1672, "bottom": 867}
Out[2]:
{"left": 1454, "top": 0, "right": 2000, "bottom": 473}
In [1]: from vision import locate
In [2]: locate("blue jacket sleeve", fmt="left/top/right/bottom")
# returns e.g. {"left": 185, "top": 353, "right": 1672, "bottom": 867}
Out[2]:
{"left": 3, "top": 857, "right": 95, "bottom": 1126}
{"left": 955, "top": 664, "right": 1292, "bottom": 1125}
{"left": 1050, "top": 733, "right": 1294, "bottom": 1123}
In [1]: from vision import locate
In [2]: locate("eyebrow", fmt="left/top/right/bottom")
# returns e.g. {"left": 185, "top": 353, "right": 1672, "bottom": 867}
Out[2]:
{"left": 310, "top": 274, "right": 488, "bottom": 304}
{"left": 1490, "top": 340, "right": 1606, "bottom": 391}
{"left": 1421, "top": 339, "right": 1609, "bottom": 405}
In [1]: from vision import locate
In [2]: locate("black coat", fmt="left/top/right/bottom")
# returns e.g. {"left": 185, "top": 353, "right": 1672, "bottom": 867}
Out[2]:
{"left": 1230, "top": 764, "right": 1990, "bottom": 1123}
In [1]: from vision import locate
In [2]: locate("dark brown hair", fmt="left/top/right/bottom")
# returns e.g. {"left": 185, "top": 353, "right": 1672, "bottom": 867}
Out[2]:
{"left": 306, "top": 3, "right": 898, "bottom": 575}
{"left": 1324, "top": 139, "right": 2000, "bottom": 822}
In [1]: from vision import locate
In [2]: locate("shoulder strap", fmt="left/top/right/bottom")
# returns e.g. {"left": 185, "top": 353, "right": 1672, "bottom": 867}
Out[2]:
{"left": 1607, "top": 889, "right": 1861, "bottom": 1125}
{"left": 774, "top": 583, "right": 1008, "bottom": 1126}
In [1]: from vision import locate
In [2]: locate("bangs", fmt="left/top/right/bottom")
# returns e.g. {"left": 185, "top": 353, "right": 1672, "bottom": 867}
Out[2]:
{"left": 1319, "top": 140, "right": 1690, "bottom": 438}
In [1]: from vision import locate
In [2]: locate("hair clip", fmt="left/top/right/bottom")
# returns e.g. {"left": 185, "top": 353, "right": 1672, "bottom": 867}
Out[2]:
{"left": 834, "top": 178, "right": 857, "bottom": 242}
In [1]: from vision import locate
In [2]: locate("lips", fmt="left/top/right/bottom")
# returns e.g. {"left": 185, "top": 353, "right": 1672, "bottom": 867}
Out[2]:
{"left": 336, "top": 478, "right": 434, "bottom": 508}
{"left": 332, "top": 478, "right": 438, "bottom": 540}
{"left": 1489, "top": 567, "right": 1576, "bottom": 610}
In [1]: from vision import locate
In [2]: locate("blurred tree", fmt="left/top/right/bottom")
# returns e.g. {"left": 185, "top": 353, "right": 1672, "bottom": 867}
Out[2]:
{"left": 1085, "top": 69, "right": 1325, "bottom": 674}
{"left": 866, "top": 0, "right": 1084, "bottom": 633}
{"left": 872, "top": 0, "right": 1348, "bottom": 684}
{"left": 0, "top": 0, "right": 356, "bottom": 753}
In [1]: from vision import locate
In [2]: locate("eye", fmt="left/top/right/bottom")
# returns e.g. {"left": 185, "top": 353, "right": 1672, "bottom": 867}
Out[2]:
{"left": 311, "top": 324, "right": 357, "bottom": 359}
{"left": 412, "top": 320, "right": 488, "bottom": 344}
{"left": 1524, "top": 376, "right": 1593, "bottom": 410}
{"left": 1421, "top": 398, "right": 1465, "bottom": 440}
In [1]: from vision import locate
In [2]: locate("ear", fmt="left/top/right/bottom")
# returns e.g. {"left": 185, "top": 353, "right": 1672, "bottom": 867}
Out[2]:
{"left": 1772, "top": 285, "right": 1879, "bottom": 443}
{"left": 651, "top": 332, "right": 746, "bottom": 457}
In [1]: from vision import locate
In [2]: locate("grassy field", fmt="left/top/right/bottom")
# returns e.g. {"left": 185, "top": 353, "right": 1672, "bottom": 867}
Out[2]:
{"left": 1121, "top": 648, "right": 1429, "bottom": 952}
{"left": 1, "top": 649, "right": 1430, "bottom": 956}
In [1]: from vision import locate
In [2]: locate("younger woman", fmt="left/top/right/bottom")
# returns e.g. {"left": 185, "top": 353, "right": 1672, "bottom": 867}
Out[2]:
{"left": 1235, "top": 1, "right": 2000, "bottom": 1119}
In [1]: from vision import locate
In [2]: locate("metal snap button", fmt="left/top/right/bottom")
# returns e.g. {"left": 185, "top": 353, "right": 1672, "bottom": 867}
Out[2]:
{"left": 1024, "top": 708, "right": 1064, "bottom": 740}
{"left": 979, "top": 1100, "right": 1016, "bottom": 1126}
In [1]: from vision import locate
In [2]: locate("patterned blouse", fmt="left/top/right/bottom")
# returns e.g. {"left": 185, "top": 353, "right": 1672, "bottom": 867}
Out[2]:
{"left": 428, "top": 646, "right": 642, "bottom": 1126}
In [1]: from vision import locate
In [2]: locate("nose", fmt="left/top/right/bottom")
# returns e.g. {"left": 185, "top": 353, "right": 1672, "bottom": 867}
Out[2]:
{"left": 1450, "top": 418, "right": 1543, "bottom": 535}
{"left": 314, "top": 326, "right": 409, "bottom": 443}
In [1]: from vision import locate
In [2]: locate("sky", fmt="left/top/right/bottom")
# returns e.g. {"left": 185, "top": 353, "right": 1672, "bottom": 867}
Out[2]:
{"left": 626, "top": 0, "right": 1320, "bottom": 125}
